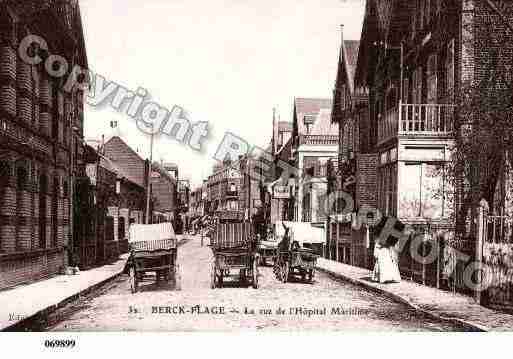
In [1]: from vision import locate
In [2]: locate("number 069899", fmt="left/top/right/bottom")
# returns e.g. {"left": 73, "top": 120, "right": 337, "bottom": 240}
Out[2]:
{"left": 44, "top": 339, "right": 76, "bottom": 348}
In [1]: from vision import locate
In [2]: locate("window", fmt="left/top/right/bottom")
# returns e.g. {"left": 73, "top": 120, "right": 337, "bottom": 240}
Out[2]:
{"left": 427, "top": 54, "right": 438, "bottom": 103}
{"left": 445, "top": 39, "right": 455, "bottom": 101}
{"left": 412, "top": 67, "right": 423, "bottom": 104}
{"left": 378, "top": 164, "right": 397, "bottom": 216}
{"left": 63, "top": 181, "right": 69, "bottom": 198}
{"left": 118, "top": 217, "right": 126, "bottom": 241}
{"left": 16, "top": 167, "right": 28, "bottom": 189}
{"left": 0, "top": 161, "right": 10, "bottom": 180}
{"left": 399, "top": 162, "right": 446, "bottom": 218}
{"left": 403, "top": 78, "right": 409, "bottom": 104}
{"left": 425, "top": 0, "right": 431, "bottom": 26}
{"left": 39, "top": 174, "right": 48, "bottom": 249}
{"left": 227, "top": 200, "right": 238, "bottom": 211}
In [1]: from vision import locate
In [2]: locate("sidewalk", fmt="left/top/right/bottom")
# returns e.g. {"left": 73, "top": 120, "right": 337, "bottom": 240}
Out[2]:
{"left": 0, "top": 235, "right": 193, "bottom": 331}
{"left": 317, "top": 258, "right": 513, "bottom": 331}
{"left": 0, "top": 254, "right": 129, "bottom": 331}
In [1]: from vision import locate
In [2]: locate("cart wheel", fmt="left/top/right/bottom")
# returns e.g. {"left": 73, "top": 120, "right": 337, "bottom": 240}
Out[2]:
{"left": 282, "top": 262, "right": 289, "bottom": 283}
{"left": 129, "top": 266, "right": 138, "bottom": 293}
{"left": 252, "top": 259, "right": 259, "bottom": 289}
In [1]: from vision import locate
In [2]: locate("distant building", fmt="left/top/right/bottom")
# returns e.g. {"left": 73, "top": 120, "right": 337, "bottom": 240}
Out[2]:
{"left": 150, "top": 162, "right": 177, "bottom": 223}
{"left": 269, "top": 116, "right": 294, "bottom": 224}
{"left": 206, "top": 160, "right": 243, "bottom": 221}
{"left": 290, "top": 97, "right": 338, "bottom": 224}
{"left": 102, "top": 136, "right": 150, "bottom": 224}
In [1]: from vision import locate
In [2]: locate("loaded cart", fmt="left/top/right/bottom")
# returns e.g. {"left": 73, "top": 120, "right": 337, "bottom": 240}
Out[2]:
{"left": 210, "top": 221, "right": 259, "bottom": 289}
{"left": 127, "top": 223, "right": 179, "bottom": 293}
{"left": 273, "top": 221, "right": 321, "bottom": 283}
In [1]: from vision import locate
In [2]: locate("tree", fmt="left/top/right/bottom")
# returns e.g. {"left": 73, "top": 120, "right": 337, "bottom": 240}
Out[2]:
{"left": 448, "top": 0, "right": 513, "bottom": 238}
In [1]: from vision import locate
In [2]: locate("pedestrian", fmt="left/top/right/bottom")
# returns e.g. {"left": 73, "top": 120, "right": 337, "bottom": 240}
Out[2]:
{"left": 372, "top": 241, "right": 401, "bottom": 283}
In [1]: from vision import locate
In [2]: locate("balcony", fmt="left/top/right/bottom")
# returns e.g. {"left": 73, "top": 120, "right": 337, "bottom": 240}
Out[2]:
{"left": 298, "top": 135, "right": 338, "bottom": 146}
{"left": 378, "top": 103, "right": 455, "bottom": 145}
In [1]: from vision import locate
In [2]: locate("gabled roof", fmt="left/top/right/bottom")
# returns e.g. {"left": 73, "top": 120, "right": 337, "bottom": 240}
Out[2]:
{"left": 295, "top": 97, "right": 333, "bottom": 116}
{"left": 103, "top": 136, "right": 147, "bottom": 187}
{"left": 343, "top": 40, "right": 361, "bottom": 93}
{"left": 278, "top": 121, "right": 293, "bottom": 132}
{"left": 294, "top": 98, "right": 337, "bottom": 136}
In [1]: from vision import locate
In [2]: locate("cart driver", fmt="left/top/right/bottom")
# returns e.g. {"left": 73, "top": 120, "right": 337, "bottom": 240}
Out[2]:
{"left": 279, "top": 222, "right": 291, "bottom": 251}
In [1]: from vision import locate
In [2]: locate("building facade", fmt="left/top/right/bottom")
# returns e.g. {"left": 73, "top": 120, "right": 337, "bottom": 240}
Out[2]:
{"left": 291, "top": 98, "right": 338, "bottom": 225}
{"left": 0, "top": 0, "right": 88, "bottom": 290}
{"left": 150, "top": 161, "right": 177, "bottom": 223}
{"left": 331, "top": 0, "right": 513, "bottom": 286}
{"left": 206, "top": 160, "right": 243, "bottom": 221}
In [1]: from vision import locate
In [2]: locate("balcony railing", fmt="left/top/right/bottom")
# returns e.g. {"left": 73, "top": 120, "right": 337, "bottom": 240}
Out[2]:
{"left": 298, "top": 135, "right": 338, "bottom": 146}
{"left": 378, "top": 103, "right": 455, "bottom": 144}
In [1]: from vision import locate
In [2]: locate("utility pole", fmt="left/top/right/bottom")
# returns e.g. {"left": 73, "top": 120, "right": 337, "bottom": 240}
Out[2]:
{"left": 145, "top": 125, "right": 154, "bottom": 224}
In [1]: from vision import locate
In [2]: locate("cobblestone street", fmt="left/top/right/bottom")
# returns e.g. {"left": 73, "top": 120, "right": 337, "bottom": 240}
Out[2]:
{"left": 42, "top": 236, "right": 468, "bottom": 331}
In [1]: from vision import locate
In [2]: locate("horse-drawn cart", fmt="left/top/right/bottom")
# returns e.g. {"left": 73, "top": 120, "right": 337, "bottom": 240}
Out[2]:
{"left": 210, "top": 220, "right": 259, "bottom": 289}
{"left": 273, "top": 221, "right": 321, "bottom": 283}
{"left": 127, "top": 223, "right": 179, "bottom": 293}
{"left": 275, "top": 246, "right": 318, "bottom": 283}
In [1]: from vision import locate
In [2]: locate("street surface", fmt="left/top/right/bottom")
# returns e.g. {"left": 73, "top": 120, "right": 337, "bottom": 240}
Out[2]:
{"left": 45, "top": 236, "right": 466, "bottom": 331}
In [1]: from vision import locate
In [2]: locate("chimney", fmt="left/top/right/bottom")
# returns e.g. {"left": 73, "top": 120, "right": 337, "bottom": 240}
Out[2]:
{"left": 272, "top": 107, "right": 277, "bottom": 154}
{"left": 340, "top": 24, "right": 345, "bottom": 57}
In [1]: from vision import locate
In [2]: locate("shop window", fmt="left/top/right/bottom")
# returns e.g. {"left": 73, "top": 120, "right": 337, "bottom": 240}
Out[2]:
{"left": 399, "top": 162, "right": 445, "bottom": 219}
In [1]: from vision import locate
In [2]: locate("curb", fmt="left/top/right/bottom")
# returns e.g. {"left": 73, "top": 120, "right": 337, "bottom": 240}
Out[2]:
{"left": 317, "top": 266, "right": 489, "bottom": 332}
{"left": 3, "top": 236, "right": 194, "bottom": 332}
{"left": 3, "top": 264, "right": 126, "bottom": 332}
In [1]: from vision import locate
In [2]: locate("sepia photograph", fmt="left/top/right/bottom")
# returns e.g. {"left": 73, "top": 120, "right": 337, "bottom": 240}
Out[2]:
{"left": 1, "top": 0, "right": 513, "bottom": 349}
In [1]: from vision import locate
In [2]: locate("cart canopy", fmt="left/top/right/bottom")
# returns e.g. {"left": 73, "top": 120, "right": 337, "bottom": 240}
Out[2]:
{"left": 129, "top": 222, "right": 177, "bottom": 251}
{"left": 274, "top": 221, "right": 324, "bottom": 246}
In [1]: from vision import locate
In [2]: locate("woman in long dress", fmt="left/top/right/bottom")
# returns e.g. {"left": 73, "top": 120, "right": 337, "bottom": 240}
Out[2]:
{"left": 372, "top": 242, "right": 401, "bottom": 283}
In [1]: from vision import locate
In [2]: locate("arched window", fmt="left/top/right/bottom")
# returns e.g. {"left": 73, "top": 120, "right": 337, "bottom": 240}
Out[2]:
{"left": 16, "top": 166, "right": 28, "bottom": 189}
{"left": 0, "top": 161, "right": 10, "bottom": 181}
{"left": 39, "top": 174, "right": 48, "bottom": 249}
{"left": 63, "top": 180, "right": 69, "bottom": 198}
{"left": 40, "top": 174, "right": 48, "bottom": 194}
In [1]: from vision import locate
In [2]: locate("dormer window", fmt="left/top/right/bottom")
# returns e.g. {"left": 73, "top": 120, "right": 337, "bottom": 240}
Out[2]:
{"left": 303, "top": 114, "right": 316, "bottom": 134}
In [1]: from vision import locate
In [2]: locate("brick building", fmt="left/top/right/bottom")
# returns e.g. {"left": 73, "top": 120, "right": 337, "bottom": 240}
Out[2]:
{"left": 0, "top": 0, "right": 88, "bottom": 290}
{"left": 150, "top": 161, "right": 177, "bottom": 223}
{"left": 76, "top": 142, "right": 147, "bottom": 268}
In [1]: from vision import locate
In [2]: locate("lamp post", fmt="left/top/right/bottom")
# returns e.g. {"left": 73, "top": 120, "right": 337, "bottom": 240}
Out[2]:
{"left": 145, "top": 124, "right": 154, "bottom": 224}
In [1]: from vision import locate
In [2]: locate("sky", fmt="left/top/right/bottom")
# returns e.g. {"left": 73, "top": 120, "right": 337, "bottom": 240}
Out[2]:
{"left": 80, "top": 0, "right": 365, "bottom": 187}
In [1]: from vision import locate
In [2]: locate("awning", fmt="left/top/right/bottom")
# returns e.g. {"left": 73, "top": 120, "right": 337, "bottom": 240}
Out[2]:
{"left": 274, "top": 221, "right": 325, "bottom": 245}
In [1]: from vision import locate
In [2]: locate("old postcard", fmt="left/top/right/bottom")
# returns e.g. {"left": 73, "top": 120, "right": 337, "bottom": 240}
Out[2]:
{"left": 1, "top": 0, "right": 513, "bottom": 343}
